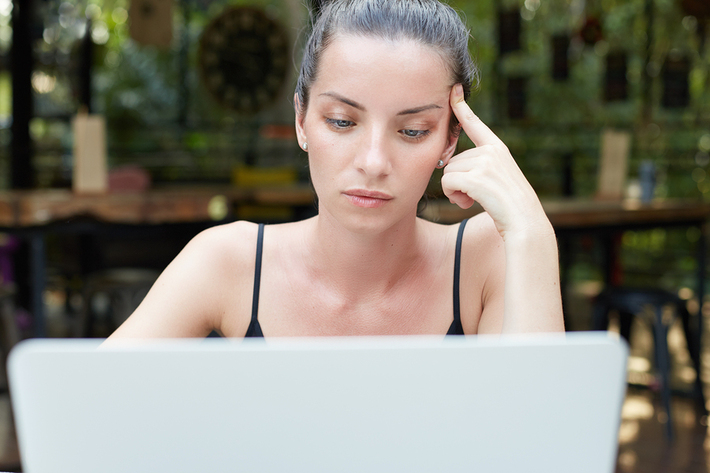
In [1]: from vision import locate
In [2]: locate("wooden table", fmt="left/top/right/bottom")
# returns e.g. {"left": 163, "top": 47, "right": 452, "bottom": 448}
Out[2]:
{"left": 424, "top": 197, "right": 710, "bottom": 297}
{"left": 422, "top": 198, "right": 710, "bottom": 230}
{"left": 0, "top": 186, "right": 316, "bottom": 227}
{"left": 0, "top": 186, "right": 316, "bottom": 337}
{"left": 3, "top": 188, "right": 710, "bottom": 338}
{"left": 424, "top": 197, "right": 710, "bottom": 313}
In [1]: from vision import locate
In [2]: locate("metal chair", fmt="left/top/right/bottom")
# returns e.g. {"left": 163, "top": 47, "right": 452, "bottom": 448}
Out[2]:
{"left": 75, "top": 268, "right": 159, "bottom": 338}
{"left": 592, "top": 286, "right": 705, "bottom": 440}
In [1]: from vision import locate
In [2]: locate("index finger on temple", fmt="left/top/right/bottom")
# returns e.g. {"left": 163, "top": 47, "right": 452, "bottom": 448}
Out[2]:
{"left": 450, "top": 84, "right": 503, "bottom": 147}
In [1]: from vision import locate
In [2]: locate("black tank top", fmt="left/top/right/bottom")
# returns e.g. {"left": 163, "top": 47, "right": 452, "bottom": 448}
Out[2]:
{"left": 245, "top": 219, "right": 469, "bottom": 337}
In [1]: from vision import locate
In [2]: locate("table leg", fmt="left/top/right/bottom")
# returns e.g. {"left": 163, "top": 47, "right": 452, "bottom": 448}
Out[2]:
{"left": 29, "top": 232, "right": 46, "bottom": 338}
{"left": 601, "top": 232, "right": 625, "bottom": 287}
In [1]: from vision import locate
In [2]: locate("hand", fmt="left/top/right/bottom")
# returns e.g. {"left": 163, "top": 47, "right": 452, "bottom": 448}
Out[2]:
{"left": 441, "top": 84, "right": 550, "bottom": 240}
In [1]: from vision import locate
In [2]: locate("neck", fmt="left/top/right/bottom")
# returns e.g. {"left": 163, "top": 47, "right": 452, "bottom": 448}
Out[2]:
{"left": 304, "top": 212, "right": 429, "bottom": 298}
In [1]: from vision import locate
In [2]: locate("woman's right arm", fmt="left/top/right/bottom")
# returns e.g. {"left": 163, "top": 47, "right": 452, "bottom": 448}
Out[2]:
{"left": 104, "top": 221, "right": 257, "bottom": 343}
{"left": 443, "top": 85, "right": 564, "bottom": 334}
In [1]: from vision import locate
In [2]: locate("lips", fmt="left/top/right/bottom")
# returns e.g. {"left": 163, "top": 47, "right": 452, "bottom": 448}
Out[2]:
{"left": 343, "top": 189, "right": 393, "bottom": 208}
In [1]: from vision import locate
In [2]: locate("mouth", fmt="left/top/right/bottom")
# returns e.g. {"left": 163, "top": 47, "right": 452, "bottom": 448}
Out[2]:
{"left": 343, "top": 189, "right": 393, "bottom": 208}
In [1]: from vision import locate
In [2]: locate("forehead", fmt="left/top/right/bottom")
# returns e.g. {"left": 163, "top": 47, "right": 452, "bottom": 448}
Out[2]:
{"left": 311, "top": 34, "right": 452, "bottom": 108}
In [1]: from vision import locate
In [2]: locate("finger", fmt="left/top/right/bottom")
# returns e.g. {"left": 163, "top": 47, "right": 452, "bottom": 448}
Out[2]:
{"left": 443, "top": 145, "right": 497, "bottom": 171}
{"left": 450, "top": 84, "right": 503, "bottom": 148}
{"left": 441, "top": 173, "right": 475, "bottom": 209}
{"left": 449, "top": 191, "right": 475, "bottom": 209}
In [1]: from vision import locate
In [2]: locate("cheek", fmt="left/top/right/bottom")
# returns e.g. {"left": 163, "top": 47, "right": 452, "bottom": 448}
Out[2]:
{"left": 402, "top": 134, "right": 448, "bottom": 168}
{"left": 306, "top": 140, "right": 347, "bottom": 187}
{"left": 308, "top": 138, "right": 348, "bottom": 175}
{"left": 397, "top": 147, "right": 438, "bottom": 189}
{"left": 303, "top": 118, "right": 344, "bottom": 154}
{"left": 402, "top": 137, "right": 449, "bottom": 187}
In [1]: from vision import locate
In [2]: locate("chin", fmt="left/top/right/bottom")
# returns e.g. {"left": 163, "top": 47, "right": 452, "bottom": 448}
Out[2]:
{"left": 322, "top": 202, "right": 415, "bottom": 235}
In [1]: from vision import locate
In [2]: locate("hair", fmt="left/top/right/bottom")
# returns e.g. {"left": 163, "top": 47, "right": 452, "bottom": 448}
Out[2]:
{"left": 295, "top": 0, "right": 478, "bottom": 126}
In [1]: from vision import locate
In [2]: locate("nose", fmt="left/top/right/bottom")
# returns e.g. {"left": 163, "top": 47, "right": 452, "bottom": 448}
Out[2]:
{"left": 354, "top": 128, "right": 392, "bottom": 177}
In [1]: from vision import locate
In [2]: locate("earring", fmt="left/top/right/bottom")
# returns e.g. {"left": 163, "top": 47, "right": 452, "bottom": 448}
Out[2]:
{"left": 437, "top": 159, "right": 444, "bottom": 168}
{"left": 303, "top": 142, "right": 308, "bottom": 151}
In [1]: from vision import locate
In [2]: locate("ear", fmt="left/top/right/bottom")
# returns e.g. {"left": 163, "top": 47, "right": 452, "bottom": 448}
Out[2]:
{"left": 440, "top": 126, "right": 459, "bottom": 165}
{"left": 294, "top": 93, "right": 307, "bottom": 147}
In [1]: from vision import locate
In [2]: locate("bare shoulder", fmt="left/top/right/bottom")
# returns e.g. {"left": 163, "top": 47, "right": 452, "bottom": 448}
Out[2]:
{"left": 419, "top": 213, "right": 503, "bottom": 280}
{"left": 187, "top": 220, "right": 261, "bottom": 270}
{"left": 165, "top": 220, "right": 262, "bottom": 293}
{"left": 107, "top": 220, "right": 262, "bottom": 340}
{"left": 419, "top": 213, "right": 501, "bottom": 251}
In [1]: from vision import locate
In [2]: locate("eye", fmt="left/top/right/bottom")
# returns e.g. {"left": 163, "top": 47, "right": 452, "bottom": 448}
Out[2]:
{"left": 400, "top": 129, "right": 431, "bottom": 140}
{"left": 325, "top": 118, "right": 354, "bottom": 129}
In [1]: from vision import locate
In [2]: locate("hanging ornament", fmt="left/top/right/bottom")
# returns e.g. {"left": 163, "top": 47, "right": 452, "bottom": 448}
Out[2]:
{"left": 498, "top": 9, "right": 522, "bottom": 55}
{"left": 506, "top": 76, "right": 527, "bottom": 120}
{"left": 580, "top": 16, "right": 603, "bottom": 46}
{"left": 662, "top": 55, "right": 690, "bottom": 108}
{"left": 680, "top": 0, "right": 710, "bottom": 19}
{"left": 129, "top": 0, "right": 173, "bottom": 48}
{"left": 551, "top": 34, "right": 570, "bottom": 81}
{"left": 680, "top": 0, "right": 710, "bottom": 52}
{"left": 604, "top": 52, "right": 628, "bottom": 102}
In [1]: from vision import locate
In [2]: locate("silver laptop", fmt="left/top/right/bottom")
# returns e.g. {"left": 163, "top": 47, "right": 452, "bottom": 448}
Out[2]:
{"left": 8, "top": 333, "right": 627, "bottom": 473}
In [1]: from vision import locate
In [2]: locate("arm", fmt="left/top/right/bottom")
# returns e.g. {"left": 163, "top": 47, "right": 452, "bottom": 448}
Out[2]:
{"left": 104, "top": 221, "right": 257, "bottom": 343}
{"left": 498, "top": 222, "right": 563, "bottom": 333}
{"left": 443, "top": 85, "right": 564, "bottom": 334}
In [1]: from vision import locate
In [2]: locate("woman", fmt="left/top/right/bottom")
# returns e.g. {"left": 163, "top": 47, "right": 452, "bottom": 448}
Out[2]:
{"left": 107, "top": 0, "right": 563, "bottom": 341}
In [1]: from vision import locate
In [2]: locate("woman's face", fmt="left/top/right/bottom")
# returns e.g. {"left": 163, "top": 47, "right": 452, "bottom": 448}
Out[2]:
{"left": 296, "top": 34, "right": 458, "bottom": 232}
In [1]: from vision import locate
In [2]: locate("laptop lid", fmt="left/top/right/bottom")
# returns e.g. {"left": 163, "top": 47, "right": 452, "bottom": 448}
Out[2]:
{"left": 8, "top": 333, "right": 627, "bottom": 473}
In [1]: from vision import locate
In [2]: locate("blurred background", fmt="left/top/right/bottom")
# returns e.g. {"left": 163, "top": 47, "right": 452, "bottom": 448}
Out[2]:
{"left": 3, "top": 0, "right": 709, "bottom": 298}
{"left": 0, "top": 0, "right": 710, "bottom": 471}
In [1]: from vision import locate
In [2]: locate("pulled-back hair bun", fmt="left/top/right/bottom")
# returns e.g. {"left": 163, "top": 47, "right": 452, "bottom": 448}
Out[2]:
{"left": 296, "top": 0, "right": 477, "bottom": 125}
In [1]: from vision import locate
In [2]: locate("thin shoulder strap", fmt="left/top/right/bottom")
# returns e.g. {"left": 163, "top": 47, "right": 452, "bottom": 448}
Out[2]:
{"left": 245, "top": 223, "right": 265, "bottom": 337}
{"left": 450, "top": 218, "right": 469, "bottom": 334}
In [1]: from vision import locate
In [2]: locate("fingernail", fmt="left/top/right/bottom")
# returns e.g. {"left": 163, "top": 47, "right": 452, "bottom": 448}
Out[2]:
{"left": 454, "top": 84, "right": 463, "bottom": 98}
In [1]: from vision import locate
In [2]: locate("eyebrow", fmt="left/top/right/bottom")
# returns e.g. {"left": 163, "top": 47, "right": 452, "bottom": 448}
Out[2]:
{"left": 319, "top": 92, "right": 442, "bottom": 116}
{"left": 397, "top": 104, "right": 443, "bottom": 115}
{"left": 319, "top": 92, "right": 365, "bottom": 111}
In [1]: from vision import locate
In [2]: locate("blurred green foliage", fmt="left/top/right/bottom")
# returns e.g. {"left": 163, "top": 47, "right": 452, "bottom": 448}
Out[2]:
{"left": 2, "top": 0, "right": 710, "bottom": 294}
{"left": 8, "top": 0, "right": 708, "bottom": 189}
